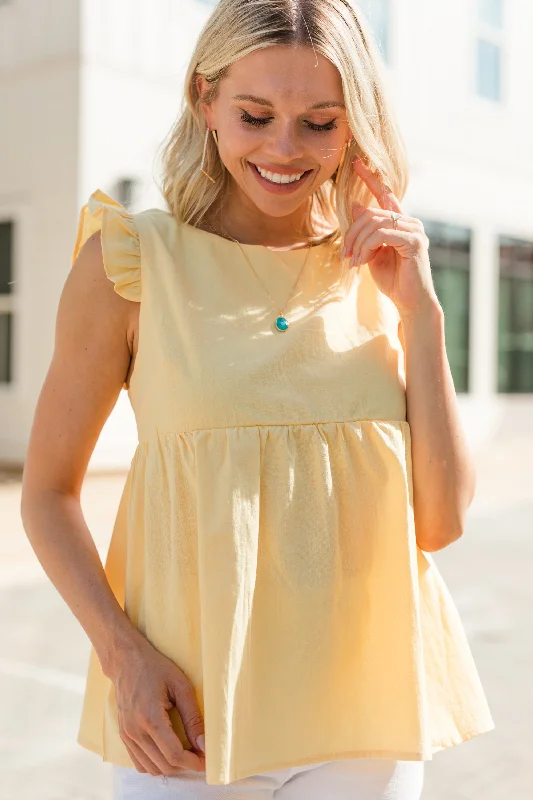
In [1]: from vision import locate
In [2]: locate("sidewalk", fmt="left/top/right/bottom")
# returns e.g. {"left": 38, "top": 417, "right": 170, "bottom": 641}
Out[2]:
{"left": 467, "top": 395, "right": 533, "bottom": 515}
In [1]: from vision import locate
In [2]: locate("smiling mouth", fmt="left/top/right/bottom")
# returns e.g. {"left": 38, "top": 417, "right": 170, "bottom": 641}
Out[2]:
{"left": 249, "top": 162, "right": 312, "bottom": 185}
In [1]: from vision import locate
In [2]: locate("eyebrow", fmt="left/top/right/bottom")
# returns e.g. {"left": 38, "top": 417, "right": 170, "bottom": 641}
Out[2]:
{"left": 232, "top": 93, "right": 346, "bottom": 110}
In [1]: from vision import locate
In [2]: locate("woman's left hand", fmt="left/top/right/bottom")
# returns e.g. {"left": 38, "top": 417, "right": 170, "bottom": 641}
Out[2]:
{"left": 341, "top": 158, "right": 439, "bottom": 318}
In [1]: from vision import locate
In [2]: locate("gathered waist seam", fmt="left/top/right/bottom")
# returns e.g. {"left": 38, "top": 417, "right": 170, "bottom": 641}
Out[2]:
{"left": 135, "top": 418, "right": 409, "bottom": 446}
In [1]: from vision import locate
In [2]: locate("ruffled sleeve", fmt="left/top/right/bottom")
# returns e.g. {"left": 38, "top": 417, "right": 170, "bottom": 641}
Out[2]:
{"left": 71, "top": 189, "right": 141, "bottom": 302}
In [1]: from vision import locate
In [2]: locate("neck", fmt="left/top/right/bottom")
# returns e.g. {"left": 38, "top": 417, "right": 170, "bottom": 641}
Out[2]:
{"left": 205, "top": 180, "right": 327, "bottom": 250}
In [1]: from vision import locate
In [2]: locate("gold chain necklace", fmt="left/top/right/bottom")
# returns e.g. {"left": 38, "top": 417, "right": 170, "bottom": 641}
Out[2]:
{"left": 217, "top": 219, "right": 312, "bottom": 333}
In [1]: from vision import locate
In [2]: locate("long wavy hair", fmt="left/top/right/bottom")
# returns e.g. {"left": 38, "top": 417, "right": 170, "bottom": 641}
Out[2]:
{"left": 157, "top": 0, "right": 409, "bottom": 248}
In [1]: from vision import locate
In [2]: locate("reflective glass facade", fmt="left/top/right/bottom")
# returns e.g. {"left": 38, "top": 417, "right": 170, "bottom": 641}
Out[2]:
{"left": 420, "top": 219, "right": 471, "bottom": 393}
{"left": 498, "top": 237, "right": 533, "bottom": 393}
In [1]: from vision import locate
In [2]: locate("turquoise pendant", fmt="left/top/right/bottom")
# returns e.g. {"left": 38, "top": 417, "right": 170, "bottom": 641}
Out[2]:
{"left": 275, "top": 316, "right": 289, "bottom": 332}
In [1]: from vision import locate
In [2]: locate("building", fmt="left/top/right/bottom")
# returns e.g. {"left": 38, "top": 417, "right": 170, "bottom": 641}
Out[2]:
{"left": 0, "top": 0, "right": 531, "bottom": 468}
{"left": 0, "top": 0, "right": 209, "bottom": 467}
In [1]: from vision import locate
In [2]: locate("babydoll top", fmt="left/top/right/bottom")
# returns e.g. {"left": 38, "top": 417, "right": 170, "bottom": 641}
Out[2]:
{"left": 72, "top": 190, "right": 494, "bottom": 786}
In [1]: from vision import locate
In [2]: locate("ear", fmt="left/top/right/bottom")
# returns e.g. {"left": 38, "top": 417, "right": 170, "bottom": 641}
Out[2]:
{"left": 196, "top": 74, "right": 214, "bottom": 129}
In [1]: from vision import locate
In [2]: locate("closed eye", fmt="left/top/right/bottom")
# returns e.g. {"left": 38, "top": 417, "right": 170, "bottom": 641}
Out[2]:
{"left": 306, "top": 119, "right": 338, "bottom": 131}
{"left": 240, "top": 110, "right": 338, "bottom": 132}
{"left": 240, "top": 110, "right": 273, "bottom": 127}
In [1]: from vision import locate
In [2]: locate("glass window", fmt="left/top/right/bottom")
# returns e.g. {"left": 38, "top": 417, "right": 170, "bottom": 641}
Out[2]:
{"left": 0, "top": 313, "right": 12, "bottom": 383}
{"left": 0, "top": 221, "right": 14, "bottom": 383}
{"left": 478, "top": 0, "right": 503, "bottom": 28}
{"left": 477, "top": 39, "right": 501, "bottom": 100}
{"left": 116, "top": 178, "right": 137, "bottom": 210}
{"left": 0, "top": 221, "right": 13, "bottom": 295}
{"left": 498, "top": 237, "right": 533, "bottom": 393}
{"left": 420, "top": 219, "right": 471, "bottom": 393}
{"left": 358, "top": 0, "right": 390, "bottom": 62}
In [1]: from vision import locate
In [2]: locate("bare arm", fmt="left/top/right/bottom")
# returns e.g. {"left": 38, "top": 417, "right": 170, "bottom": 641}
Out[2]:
{"left": 20, "top": 230, "right": 144, "bottom": 676}
{"left": 341, "top": 159, "right": 476, "bottom": 554}
{"left": 400, "top": 299, "right": 477, "bottom": 553}
{"left": 20, "top": 234, "right": 207, "bottom": 776}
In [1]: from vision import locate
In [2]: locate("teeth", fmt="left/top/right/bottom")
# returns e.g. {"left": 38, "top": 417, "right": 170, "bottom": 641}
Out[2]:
{"left": 254, "top": 165, "right": 305, "bottom": 184}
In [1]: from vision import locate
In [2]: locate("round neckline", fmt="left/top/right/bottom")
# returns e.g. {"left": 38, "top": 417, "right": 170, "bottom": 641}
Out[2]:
{"left": 180, "top": 219, "right": 335, "bottom": 256}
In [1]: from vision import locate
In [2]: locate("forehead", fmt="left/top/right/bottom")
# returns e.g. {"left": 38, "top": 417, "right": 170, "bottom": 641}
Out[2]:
{"left": 220, "top": 45, "right": 344, "bottom": 107}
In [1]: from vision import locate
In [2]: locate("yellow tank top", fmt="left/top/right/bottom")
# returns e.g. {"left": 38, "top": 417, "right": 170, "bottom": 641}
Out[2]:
{"left": 72, "top": 190, "right": 494, "bottom": 786}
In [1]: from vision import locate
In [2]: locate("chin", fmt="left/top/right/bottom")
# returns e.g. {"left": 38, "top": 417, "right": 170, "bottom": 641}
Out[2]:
{"left": 244, "top": 179, "right": 321, "bottom": 219}
{"left": 250, "top": 195, "right": 308, "bottom": 218}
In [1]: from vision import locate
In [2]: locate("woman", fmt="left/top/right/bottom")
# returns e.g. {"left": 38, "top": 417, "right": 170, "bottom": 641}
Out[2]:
{"left": 20, "top": 0, "right": 494, "bottom": 798}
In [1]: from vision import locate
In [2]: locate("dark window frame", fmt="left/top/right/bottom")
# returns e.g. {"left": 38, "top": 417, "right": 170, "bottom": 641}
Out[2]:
{"left": 0, "top": 219, "right": 15, "bottom": 385}
{"left": 498, "top": 236, "right": 533, "bottom": 394}
{"left": 418, "top": 218, "right": 472, "bottom": 394}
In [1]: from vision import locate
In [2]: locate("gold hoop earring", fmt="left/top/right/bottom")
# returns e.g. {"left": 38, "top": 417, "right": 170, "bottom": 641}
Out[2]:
{"left": 200, "top": 127, "right": 216, "bottom": 184}
{"left": 335, "top": 141, "right": 348, "bottom": 185}
{"left": 211, "top": 129, "right": 218, "bottom": 145}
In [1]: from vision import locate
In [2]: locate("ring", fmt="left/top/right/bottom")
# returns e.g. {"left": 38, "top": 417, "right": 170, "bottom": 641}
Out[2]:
{"left": 391, "top": 211, "right": 401, "bottom": 229}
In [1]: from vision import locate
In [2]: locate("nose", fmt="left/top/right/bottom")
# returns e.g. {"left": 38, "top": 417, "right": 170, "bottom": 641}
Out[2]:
{"left": 264, "top": 121, "right": 305, "bottom": 164}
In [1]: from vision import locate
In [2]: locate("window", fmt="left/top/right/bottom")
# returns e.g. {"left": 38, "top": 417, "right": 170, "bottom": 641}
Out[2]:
{"left": 478, "top": 0, "right": 503, "bottom": 28}
{"left": 498, "top": 237, "right": 533, "bottom": 393}
{"left": 116, "top": 178, "right": 138, "bottom": 210}
{"left": 420, "top": 219, "right": 471, "bottom": 393}
{"left": 0, "top": 221, "right": 14, "bottom": 384}
{"left": 358, "top": 0, "right": 390, "bottom": 63}
{"left": 477, "top": 39, "right": 501, "bottom": 100}
{"left": 476, "top": 0, "right": 504, "bottom": 101}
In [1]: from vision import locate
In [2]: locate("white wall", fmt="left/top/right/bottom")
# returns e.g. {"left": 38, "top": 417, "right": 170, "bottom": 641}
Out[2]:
{"left": 78, "top": 0, "right": 211, "bottom": 208}
{"left": 389, "top": 0, "right": 533, "bottom": 444}
{"left": 78, "top": 0, "right": 212, "bottom": 468}
{"left": 0, "top": 0, "right": 81, "bottom": 463}
{"left": 0, "top": 0, "right": 212, "bottom": 467}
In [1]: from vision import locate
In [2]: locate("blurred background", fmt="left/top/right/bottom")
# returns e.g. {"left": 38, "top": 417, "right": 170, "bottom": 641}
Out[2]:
{"left": 0, "top": 0, "right": 531, "bottom": 798}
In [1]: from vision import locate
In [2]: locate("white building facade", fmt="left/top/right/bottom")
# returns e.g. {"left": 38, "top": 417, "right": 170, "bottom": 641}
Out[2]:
{"left": 0, "top": 0, "right": 531, "bottom": 468}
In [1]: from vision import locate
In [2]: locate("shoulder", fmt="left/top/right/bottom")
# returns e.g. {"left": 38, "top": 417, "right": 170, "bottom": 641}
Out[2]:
{"left": 71, "top": 191, "right": 214, "bottom": 301}
{"left": 131, "top": 208, "right": 229, "bottom": 280}
{"left": 64, "top": 229, "right": 133, "bottom": 354}
{"left": 136, "top": 206, "right": 212, "bottom": 253}
{"left": 72, "top": 189, "right": 145, "bottom": 302}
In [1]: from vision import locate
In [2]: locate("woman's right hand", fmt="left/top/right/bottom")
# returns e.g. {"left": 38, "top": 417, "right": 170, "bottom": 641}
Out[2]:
{"left": 110, "top": 636, "right": 206, "bottom": 776}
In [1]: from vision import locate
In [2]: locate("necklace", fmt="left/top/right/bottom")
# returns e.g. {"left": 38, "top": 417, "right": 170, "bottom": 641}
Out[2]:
{"left": 216, "top": 219, "right": 312, "bottom": 333}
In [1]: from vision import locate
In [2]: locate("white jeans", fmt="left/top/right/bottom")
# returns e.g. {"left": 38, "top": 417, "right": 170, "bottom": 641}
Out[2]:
{"left": 112, "top": 758, "right": 424, "bottom": 799}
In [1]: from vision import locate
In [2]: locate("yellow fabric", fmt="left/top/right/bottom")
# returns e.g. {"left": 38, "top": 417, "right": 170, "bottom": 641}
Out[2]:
{"left": 72, "top": 190, "right": 494, "bottom": 786}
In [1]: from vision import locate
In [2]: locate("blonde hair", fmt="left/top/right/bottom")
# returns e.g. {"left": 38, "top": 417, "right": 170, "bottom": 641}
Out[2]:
{"left": 158, "top": 0, "right": 409, "bottom": 247}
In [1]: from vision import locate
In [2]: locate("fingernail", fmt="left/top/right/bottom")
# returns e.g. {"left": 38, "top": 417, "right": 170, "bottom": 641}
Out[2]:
{"left": 341, "top": 246, "right": 347, "bottom": 260}
{"left": 196, "top": 734, "right": 205, "bottom": 752}
{"left": 349, "top": 254, "right": 356, "bottom": 269}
